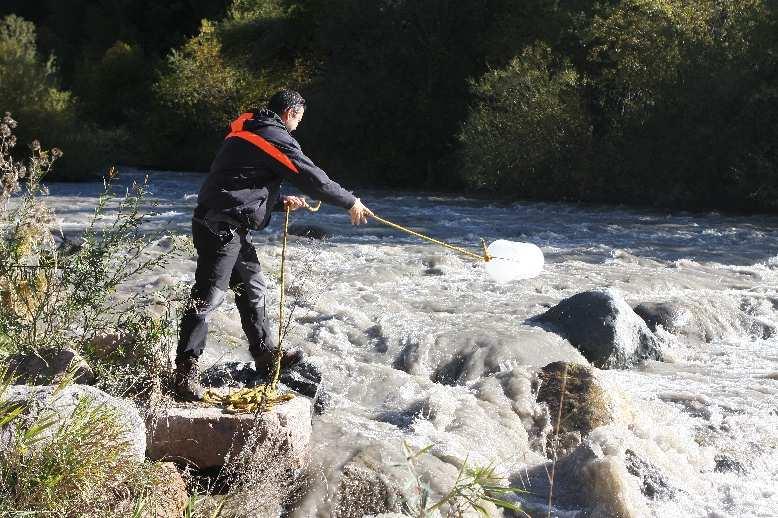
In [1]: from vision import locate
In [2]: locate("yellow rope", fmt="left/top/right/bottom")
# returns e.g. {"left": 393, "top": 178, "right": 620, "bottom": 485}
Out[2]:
{"left": 370, "top": 214, "right": 490, "bottom": 262}
{"left": 202, "top": 386, "right": 293, "bottom": 413}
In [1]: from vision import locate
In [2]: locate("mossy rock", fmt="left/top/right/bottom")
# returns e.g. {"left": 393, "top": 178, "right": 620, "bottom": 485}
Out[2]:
{"left": 536, "top": 361, "right": 614, "bottom": 439}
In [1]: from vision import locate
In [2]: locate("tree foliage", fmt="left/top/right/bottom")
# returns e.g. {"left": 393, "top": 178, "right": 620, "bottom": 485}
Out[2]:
{"left": 0, "top": 1, "right": 777, "bottom": 210}
{"left": 459, "top": 43, "right": 591, "bottom": 199}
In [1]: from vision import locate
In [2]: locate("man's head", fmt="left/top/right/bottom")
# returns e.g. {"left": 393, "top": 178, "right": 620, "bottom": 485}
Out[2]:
{"left": 268, "top": 89, "right": 305, "bottom": 132}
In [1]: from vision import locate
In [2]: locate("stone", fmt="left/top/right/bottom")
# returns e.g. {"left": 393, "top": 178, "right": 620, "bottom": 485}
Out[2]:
{"left": 530, "top": 289, "right": 663, "bottom": 368}
{"left": 1, "top": 384, "right": 146, "bottom": 460}
{"left": 714, "top": 454, "right": 746, "bottom": 474}
{"left": 633, "top": 297, "right": 776, "bottom": 343}
{"left": 624, "top": 449, "right": 676, "bottom": 499}
{"left": 115, "top": 462, "right": 189, "bottom": 517}
{"left": 536, "top": 362, "right": 614, "bottom": 445}
{"left": 150, "top": 462, "right": 189, "bottom": 517}
{"left": 632, "top": 302, "right": 681, "bottom": 333}
{"left": 6, "top": 347, "right": 95, "bottom": 385}
{"left": 514, "top": 441, "right": 649, "bottom": 518}
{"left": 332, "top": 461, "right": 403, "bottom": 518}
{"left": 146, "top": 396, "right": 312, "bottom": 470}
{"left": 287, "top": 224, "right": 332, "bottom": 240}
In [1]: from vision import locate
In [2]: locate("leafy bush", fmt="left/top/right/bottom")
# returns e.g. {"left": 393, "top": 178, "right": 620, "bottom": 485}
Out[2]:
{"left": 583, "top": 0, "right": 778, "bottom": 208}
{"left": 144, "top": 20, "right": 252, "bottom": 170}
{"left": 458, "top": 43, "right": 591, "bottom": 199}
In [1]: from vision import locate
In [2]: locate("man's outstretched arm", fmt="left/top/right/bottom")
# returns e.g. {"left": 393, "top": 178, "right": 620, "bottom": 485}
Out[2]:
{"left": 276, "top": 139, "right": 373, "bottom": 224}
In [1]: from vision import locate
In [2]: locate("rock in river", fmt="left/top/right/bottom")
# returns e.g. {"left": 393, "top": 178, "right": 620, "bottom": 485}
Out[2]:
{"left": 536, "top": 361, "right": 614, "bottom": 453}
{"left": 530, "top": 289, "right": 663, "bottom": 368}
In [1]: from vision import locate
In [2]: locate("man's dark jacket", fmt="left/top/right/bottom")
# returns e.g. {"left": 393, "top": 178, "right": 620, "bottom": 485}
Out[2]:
{"left": 195, "top": 108, "right": 356, "bottom": 229}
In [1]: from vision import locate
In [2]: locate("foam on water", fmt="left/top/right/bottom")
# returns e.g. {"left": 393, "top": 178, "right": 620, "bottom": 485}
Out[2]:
{"left": 39, "top": 169, "right": 778, "bottom": 517}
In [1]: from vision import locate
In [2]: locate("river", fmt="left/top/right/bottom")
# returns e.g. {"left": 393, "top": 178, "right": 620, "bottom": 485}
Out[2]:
{"left": 44, "top": 170, "right": 778, "bottom": 517}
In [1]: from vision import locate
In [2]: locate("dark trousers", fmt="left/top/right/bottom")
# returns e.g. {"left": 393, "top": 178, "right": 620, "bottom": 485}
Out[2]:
{"left": 177, "top": 219, "right": 275, "bottom": 361}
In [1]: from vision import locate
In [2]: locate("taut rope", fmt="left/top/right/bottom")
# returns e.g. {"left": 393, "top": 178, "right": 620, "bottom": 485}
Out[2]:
{"left": 370, "top": 214, "right": 491, "bottom": 262}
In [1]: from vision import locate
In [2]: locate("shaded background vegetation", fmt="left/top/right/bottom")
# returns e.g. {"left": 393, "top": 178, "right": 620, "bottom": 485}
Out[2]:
{"left": 1, "top": 0, "right": 777, "bottom": 211}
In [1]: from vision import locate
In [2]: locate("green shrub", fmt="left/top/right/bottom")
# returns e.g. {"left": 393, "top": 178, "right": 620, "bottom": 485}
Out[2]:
{"left": 458, "top": 43, "right": 591, "bottom": 199}
{"left": 584, "top": 0, "right": 778, "bottom": 209}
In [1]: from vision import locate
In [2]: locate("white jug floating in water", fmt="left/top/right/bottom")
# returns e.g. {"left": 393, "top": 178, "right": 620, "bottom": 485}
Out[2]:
{"left": 484, "top": 239, "right": 545, "bottom": 283}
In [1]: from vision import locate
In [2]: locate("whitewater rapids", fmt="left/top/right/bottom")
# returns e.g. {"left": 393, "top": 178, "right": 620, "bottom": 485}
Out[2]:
{"left": 45, "top": 170, "right": 778, "bottom": 517}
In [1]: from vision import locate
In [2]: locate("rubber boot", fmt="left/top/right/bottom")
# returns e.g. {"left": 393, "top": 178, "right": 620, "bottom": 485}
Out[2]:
{"left": 251, "top": 348, "right": 304, "bottom": 379}
{"left": 174, "top": 356, "right": 205, "bottom": 402}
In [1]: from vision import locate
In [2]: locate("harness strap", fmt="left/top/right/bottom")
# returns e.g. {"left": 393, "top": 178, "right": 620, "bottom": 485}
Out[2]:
{"left": 226, "top": 112, "right": 299, "bottom": 174}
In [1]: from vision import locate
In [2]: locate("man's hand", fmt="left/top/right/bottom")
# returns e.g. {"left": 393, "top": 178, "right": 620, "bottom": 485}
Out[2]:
{"left": 349, "top": 198, "right": 373, "bottom": 225}
{"left": 283, "top": 195, "right": 307, "bottom": 211}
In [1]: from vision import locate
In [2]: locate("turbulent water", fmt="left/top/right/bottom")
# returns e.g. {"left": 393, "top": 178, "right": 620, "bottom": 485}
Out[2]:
{"left": 45, "top": 170, "right": 778, "bottom": 517}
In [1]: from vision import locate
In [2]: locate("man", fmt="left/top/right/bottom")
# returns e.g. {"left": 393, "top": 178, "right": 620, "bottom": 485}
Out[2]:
{"left": 174, "top": 89, "right": 373, "bottom": 401}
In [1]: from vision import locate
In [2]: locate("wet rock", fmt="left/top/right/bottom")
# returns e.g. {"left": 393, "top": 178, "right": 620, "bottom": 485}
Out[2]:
{"left": 421, "top": 330, "right": 585, "bottom": 386}
{"left": 624, "top": 449, "right": 676, "bottom": 499}
{"left": 332, "top": 461, "right": 403, "bottom": 518}
{"left": 201, "top": 359, "right": 330, "bottom": 414}
{"left": 146, "top": 396, "right": 312, "bottom": 470}
{"left": 536, "top": 362, "right": 614, "bottom": 450}
{"left": 634, "top": 296, "right": 777, "bottom": 343}
{"left": 633, "top": 302, "right": 682, "bottom": 333}
{"left": 515, "top": 441, "right": 649, "bottom": 518}
{"left": 714, "top": 454, "right": 746, "bottom": 474}
{"left": 530, "top": 289, "right": 663, "bottom": 368}
{"left": 6, "top": 347, "right": 95, "bottom": 385}
{"left": 658, "top": 393, "right": 715, "bottom": 420}
{"left": 287, "top": 224, "right": 332, "bottom": 240}
{"left": 51, "top": 230, "right": 83, "bottom": 256}
{"left": 1, "top": 384, "right": 146, "bottom": 460}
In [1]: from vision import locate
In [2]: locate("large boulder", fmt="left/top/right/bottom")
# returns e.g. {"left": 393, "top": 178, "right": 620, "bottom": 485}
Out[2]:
{"left": 530, "top": 289, "right": 662, "bottom": 368}
{"left": 146, "top": 396, "right": 312, "bottom": 470}
{"left": 0, "top": 384, "right": 146, "bottom": 460}
{"left": 5, "top": 347, "right": 95, "bottom": 385}
{"left": 536, "top": 362, "right": 614, "bottom": 454}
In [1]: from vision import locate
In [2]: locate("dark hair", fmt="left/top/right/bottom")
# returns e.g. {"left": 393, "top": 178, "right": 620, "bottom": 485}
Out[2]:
{"left": 268, "top": 89, "right": 305, "bottom": 115}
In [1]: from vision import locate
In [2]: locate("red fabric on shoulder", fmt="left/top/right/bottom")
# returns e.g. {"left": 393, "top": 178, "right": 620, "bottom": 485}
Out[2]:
{"left": 225, "top": 113, "right": 299, "bottom": 174}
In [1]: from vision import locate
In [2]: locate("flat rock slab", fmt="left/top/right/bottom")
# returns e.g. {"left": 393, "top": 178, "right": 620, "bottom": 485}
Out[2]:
{"left": 146, "top": 396, "right": 312, "bottom": 470}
